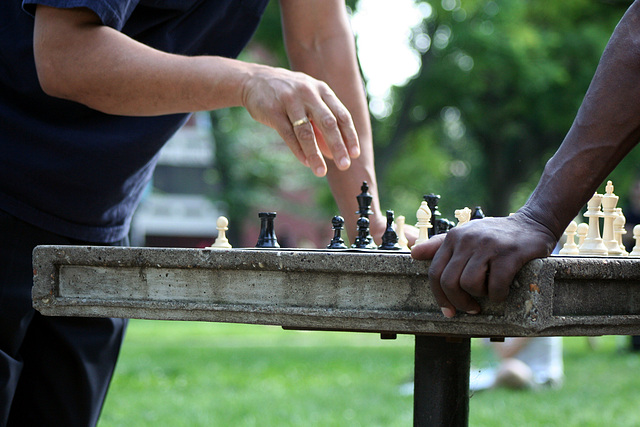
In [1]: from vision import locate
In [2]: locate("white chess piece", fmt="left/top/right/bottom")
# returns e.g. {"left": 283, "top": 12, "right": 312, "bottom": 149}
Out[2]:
{"left": 559, "top": 221, "right": 579, "bottom": 255}
{"left": 396, "top": 215, "right": 410, "bottom": 251}
{"left": 454, "top": 207, "right": 472, "bottom": 226}
{"left": 576, "top": 223, "right": 589, "bottom": 248}
{"left": 415, "top": 201, "right": 432, "bottom": 245}
{"left": 612, "top": 208, "right": 627, "bottom": 256}
{"left": 601, "top": 180, "right": 620, "bottom": 254}
{"left": 630, "top": 224, "right": 640, "bottom": 256}
{"left": 579, "top": 193, "right": 607, "bottom": 256}
{"left": 210, "top": 216, "right": 232, "bottom": 248}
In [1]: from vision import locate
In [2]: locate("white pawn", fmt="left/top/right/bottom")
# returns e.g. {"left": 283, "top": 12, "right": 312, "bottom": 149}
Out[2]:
{"left": 415, "top": 201, "right": 432, "bottom": 245}
{"left": 576, "top": 223, "right": 589, "bottom": 248}
{"left": 630, "top": 224, "right": 640, "bottom": 256}
{"left": 601, "top": 180, "right": 620, "bottom": 254}
{"left": 454, "top": 207, "right": 472, "bottom": 226}
{"left": 559, "top": 221, "right": 579, "bottom": 255}
{"left": 210, "top": 216, "right": 232, "bottom": 248}
{"left": 612, "top": 208, "right": 627, "bottom": 256}
{"left": 579, "top": 192, "right": 608, "bottom": 256}
{"left": 396, "top": 215, "right": 410, "bottom": 251}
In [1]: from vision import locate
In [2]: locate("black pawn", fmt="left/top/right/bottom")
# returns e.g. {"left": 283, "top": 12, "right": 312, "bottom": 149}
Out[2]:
{"left": 352, "top": 216, "right": 377, "bottom": 249}
{"left": 256, "top": 212, "right": 280, "bottom": 248}
{"left": 423, "top": 193, "right": 441, "bottom": 236}
{"left": 471, "top": 206, "right": 485, "bottom": 220}
{"left": 379, "top": 210, "right": 402, "bottom": 250}
{"left": 327, "top": 216, "right": 348, "bottom": 249}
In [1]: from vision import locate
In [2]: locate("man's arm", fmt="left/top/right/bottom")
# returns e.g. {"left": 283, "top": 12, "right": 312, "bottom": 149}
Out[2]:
{"left": 280, "top": 0, "right": 411, "bottom": 242}
{"left": 33, "top": 5, "right": 357, "bottom": 177}
{"left": 413, "top": 1, "right": 640, "bottom": 317}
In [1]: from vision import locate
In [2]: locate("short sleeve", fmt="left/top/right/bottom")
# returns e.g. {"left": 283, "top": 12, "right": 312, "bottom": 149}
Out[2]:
{"left": 22, "top": 0, "right": 139, "bottom": 30}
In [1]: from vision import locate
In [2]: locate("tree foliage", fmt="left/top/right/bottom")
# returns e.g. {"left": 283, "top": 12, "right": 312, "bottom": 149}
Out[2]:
{"left": 375, "top": 0, "right": 632, "bottom": 217}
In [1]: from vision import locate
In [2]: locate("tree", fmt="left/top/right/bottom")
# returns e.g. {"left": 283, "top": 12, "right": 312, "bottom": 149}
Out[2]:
{"left": 374, "top": 0, "right": 631, "bottom": 217}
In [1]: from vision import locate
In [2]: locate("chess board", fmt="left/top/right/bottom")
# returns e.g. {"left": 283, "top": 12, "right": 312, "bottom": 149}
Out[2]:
{"left": 32, "top": 245, "right": 640, "bottom": 338}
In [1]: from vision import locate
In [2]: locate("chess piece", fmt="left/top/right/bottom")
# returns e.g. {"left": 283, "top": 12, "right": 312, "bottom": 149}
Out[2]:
{"left": 356, "top": 181, "right": 375, "bottom": 246}
{"left": 576, "top": 222, "right": 589, "bottom": 247}
{"left": 579, "top": 193, "right": 607, "bottom": 255}
{"left": 415, "top": 201, "right": 432, "bottom": 245}
{"left": 379, "top": 210, "right": 402, "bottom": 250}
{"left": 613, "top": 208, "right": 627, "bottom": 256}
{"left": 630, "top": 224, "right": 640, "bottom": 256}
{"left": 396, "top": 215, "right": 410, "bottom": 251}
{"left": 327, "top": 215, "right": 348, "bottom": 249}
{"left": 352, "top": 216, "right": 377, "bottom": 249}
{"left": 256, "top": 212, "right": 280, "bottom": 248}
{"left": 471, "top": 206, "right": 485, "bottom": 220}
{"left": 423, "top": 194, "right": 441, "bottom": 236}
{"left": 356, "top": 181, "right": 374, "bottom": 217}
{"left": 601, "top": 180, "right": 620, "bottom": 254}
{"left": 436, "top": 218, "right": 455, "bottom": 234}
{"left": 210, "top": 216, "right": 232, "bottom": 248}
{"left": 454, "top": 207, "right": 472, "bottom": 226}
{"left": 559, "top": 221, "right": 579, "bottom": 255}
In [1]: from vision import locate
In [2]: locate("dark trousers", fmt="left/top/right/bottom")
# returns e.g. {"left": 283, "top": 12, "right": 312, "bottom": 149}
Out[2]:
{"left": 0, "top": 210, "right": 127, "bottom": 426}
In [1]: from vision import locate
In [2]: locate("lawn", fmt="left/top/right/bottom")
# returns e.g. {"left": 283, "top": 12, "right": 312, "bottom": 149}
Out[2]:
{"left": 99, "top": 320, "right": 640, "bottom": 426}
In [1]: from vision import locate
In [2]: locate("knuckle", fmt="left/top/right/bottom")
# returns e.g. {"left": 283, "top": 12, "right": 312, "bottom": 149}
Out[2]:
{"left": 294, "top": 125, "right": 314, "bottom": 141}
{"left": 438, "top": 272, "right": 458, "bottom": 293}
{"left": 318, "top": 80, "right": 333, "bottom": 95}
{"left": 306, "top": 152, "right": 324, "bottom": 164}
{"left": 320, "top": 114, "right": 338, "bottom": 131}
{"left": 427, "top": 265, "right": 442, "bottom": 281}
{"left": 460, "top": 279, "right": 486, "bottom": 297}
{"left": 281, "top": 127, "right": 297, "bottom": 144}
{"left": 296, "top": 83, "right": 315, "bottom": 99}
{"left": 336, "top": 109, "right": 352, "bottom": 125}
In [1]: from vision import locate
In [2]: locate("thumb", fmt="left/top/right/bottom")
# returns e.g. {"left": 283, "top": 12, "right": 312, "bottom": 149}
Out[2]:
{"left": 411, "top": 233, "right": 446, "bottom": 260}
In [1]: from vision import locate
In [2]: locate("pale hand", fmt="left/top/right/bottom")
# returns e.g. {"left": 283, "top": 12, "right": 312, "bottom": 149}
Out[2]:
{"left": 241, "top": 65, "right": 361, "bottom": 177}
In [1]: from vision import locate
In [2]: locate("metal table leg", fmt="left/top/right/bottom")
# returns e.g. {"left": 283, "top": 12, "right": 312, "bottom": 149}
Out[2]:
{"left": 413, "top": 335, "right": 470, "bottom": 426}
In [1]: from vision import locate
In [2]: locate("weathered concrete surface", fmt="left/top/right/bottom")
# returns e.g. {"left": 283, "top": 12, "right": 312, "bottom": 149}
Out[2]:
{"left": 32, "top": 245, "right": 640, "bottom": 337}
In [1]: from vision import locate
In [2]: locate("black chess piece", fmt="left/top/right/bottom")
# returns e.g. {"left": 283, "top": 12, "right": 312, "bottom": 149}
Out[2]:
{"left": 423, "top": 194, "right": 441, "bottom": 236}
{"left": 327, "top": 215, "right": 348, "bottom": 249}
{"left": 356, "top": 181, "right": 374, "bottom": 218}
{"left": 356, "top": 181, "right": 375, "bottom": 246}
{"left": 436, "top": 218, "right": 455, "bottom": 234}
{"left": 256, "top": 212, "right": 280, "bottom": 248}
{"left": 471, "top": 206, "right": 485, "bottom": 220}
{"left": 379, "top": 210, "right": 401, "bottom": 250}
{"left": 352, "top": 216, "right": 376, "bottom": 249}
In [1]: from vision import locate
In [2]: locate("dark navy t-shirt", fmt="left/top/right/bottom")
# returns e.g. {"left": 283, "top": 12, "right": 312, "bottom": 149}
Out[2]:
{"left": 0, "top": 0, "right": 268, "bottom": 242}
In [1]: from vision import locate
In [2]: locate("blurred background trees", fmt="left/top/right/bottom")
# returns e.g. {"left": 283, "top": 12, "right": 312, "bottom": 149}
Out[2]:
{"left": 207, "top": 0, "right": 639, "bottom": 246}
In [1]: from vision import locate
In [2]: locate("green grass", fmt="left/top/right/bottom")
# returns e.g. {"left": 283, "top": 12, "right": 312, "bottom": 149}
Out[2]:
{"left": 99, "top": 321, "right": 640, "bottom": 426}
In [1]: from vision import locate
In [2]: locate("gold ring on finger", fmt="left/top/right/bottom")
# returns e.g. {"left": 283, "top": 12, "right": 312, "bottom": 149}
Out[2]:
{"left": 292, "top": 117, "right": 310, "bottom": 127}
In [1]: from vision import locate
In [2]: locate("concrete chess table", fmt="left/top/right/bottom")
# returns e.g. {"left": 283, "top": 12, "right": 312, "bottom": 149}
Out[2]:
{"left": 32, "top": 246, "right": 640, "bottom": 426}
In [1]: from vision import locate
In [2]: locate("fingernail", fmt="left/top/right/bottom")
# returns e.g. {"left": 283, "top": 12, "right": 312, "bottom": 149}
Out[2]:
{"left": 466, "top": 309, "right": 480, "bottom": 315}
{"left": 350, "top": 146, "right": 360, "bottom": 157}
{"left": 338, "top": 157, "right": 350, "bottom": 168}
{"left": 315, "top": 166, "right": 326, "bottom": 177}
{"left": 441, "top": 307, "right": 455, "bottom": 318}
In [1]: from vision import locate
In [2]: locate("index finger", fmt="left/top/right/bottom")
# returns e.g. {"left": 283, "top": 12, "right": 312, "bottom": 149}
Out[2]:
{"left": 411, "top": 233, "right": 446, "bottom": 259}
{"left": 320, "top": 90, "right": 360, "bottom": 159}
{"left": 425, "top": 241, "right": 457, "bottom": 318}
